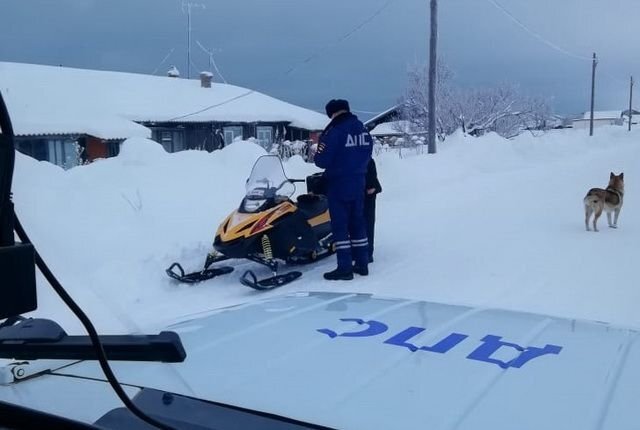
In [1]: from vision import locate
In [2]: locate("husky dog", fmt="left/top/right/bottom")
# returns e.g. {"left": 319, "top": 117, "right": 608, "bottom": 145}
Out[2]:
{"left": 584, "top": 172, "right": 624, "bottom": 232}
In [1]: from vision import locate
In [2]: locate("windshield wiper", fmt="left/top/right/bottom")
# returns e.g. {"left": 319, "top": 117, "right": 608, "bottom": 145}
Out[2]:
{"left": 0, "top": 318, "right": 185, "bottom": 362}
{"left": 0, "top": 89, "right": 183, "bottom": 430}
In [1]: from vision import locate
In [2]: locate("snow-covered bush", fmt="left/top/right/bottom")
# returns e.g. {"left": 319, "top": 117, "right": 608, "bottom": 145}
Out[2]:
{"left": 400, "top": 63, "right": 552, "bottom": 140}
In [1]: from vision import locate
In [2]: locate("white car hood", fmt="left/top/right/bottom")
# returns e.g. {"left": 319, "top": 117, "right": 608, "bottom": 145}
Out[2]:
{"left": 40, "top": 292, "right": 640, "bottom": 429}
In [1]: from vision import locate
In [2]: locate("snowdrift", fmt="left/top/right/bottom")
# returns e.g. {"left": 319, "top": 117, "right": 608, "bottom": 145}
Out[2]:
{"left": 11, "top": 128, "right": 640, "bottom": 334}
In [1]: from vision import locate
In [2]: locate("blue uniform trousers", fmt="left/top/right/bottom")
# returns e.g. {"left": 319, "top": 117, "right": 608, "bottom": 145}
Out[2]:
{"left": 328, "top": 193, "right": 369, "bottom": 270}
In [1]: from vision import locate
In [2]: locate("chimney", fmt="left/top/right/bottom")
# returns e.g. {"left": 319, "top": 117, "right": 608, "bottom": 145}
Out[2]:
{"left": 200, "top": 71, "right": 213, "bottom": 88}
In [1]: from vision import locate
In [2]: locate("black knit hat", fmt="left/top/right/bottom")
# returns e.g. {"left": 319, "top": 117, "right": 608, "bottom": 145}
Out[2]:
{"left": 325, "top": 99, "right": 350, "bottom": 118}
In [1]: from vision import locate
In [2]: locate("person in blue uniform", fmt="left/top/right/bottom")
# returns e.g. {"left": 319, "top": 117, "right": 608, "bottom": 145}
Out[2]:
{"left": 315, "top": 99, "right": 373, "bottom": 280}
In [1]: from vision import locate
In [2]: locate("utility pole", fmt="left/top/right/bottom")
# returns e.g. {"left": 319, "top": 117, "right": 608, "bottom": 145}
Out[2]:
{"left": 589, "top": 52, "right": 597, "bottom": 136}
{"left": 629, "top": 76, "right": 634, "bottom": 131}
{"left": 427, "top": 0, "right": 438, "bottom": 154}
{"left": 187, "top": 4, "right": 191, "bottom": 79}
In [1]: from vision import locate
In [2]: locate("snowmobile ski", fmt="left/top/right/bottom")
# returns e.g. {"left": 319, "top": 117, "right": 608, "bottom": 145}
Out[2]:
{"left": 240, "top": 269, "right": 302, "bottom": 291}
{"left": 166, "top": 156, "right": 334, "bottom": 289}
{"left": 166, "top": 262, "right": 234, "bottom": 284}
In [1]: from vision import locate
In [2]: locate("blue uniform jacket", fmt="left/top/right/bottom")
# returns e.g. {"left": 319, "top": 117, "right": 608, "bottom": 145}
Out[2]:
{"left": 314, "top": 113, "right": 373, "bottom": 199}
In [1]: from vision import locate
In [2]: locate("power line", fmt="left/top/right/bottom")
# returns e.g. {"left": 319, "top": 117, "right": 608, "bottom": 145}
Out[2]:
{"left": 172, "top": 0, "right": 398, "bottom": 121}
{"left": 167, "top": 90, "right": 255, "bottom": 122}
{"left": 486, "top": 0, "right": 592, "bottom": 62}
{"left": 284, "top": 0, "right": 398, "bottom": 76}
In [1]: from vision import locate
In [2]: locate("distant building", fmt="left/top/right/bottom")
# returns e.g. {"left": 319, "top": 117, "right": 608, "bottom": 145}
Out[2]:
{"left": 369, "top": 121, "right": 413, "bottom": 138}
{"left": 622, "top": 109, "right": 640, "bottom": 126}
{"left": 572, "top": 111, "right": 624, "bottom": 130}
{"left": 364, "top": 105, "right": 401, "bottom": 131}
{"left": 1, "top": 62, "right": 328, "bottom": 168}
{"left": 364, "top": 106, "right": 420, "bottom": 145}
{"left": 548, "top": 115, "right": 574, "bottom": 129}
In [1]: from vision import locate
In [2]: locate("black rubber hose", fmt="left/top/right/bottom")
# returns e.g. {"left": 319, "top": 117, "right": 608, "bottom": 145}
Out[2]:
{"left": 13, "top": 216, "right": 176, "bottom": 430}
{"left": 0, "top": 92, "right": 16, "bottom": 246}
{"left": 2, "top": 89, "right": 173, "bottom": 429}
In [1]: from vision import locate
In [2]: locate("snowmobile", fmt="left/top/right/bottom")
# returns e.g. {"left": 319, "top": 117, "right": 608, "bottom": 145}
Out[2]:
{"left": 166, "top": 155, "right": 333, "bottom": 290}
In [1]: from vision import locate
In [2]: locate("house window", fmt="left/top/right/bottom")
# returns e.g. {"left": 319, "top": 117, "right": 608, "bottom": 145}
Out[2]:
{"left": 160, "top": 131, "right": 172, "bottom": 151}
{"left": 157, "top": 130, "right": 185, "bottom": 153}
{"left": 107, "top": 141, "right": 121, "bottom": 157}
{"left": 223, "top": 126, "right": 243, "bottom": 145}
{"left": 256, "top": 126, "right": 273, "bottom": 148}
{"left": 47, "top": 139, "right": 79, "bottom": 169}
{"left": 15, "top": 139, "right": 49, "bottom": 161}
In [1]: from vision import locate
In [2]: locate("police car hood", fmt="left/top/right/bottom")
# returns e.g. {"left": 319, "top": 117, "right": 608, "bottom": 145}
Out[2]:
{"left": 60, "top": 292, "right": 640, "bottom": 430}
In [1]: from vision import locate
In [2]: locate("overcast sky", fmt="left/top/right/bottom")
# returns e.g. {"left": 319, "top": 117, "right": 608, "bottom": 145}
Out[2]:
{"left": 1, "top": 0, "right": 639, "bottom": 117}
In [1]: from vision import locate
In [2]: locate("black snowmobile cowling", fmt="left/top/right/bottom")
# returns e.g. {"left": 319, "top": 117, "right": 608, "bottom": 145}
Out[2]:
{"left": 167, "top": 156, "right": 334, "bottom": 290}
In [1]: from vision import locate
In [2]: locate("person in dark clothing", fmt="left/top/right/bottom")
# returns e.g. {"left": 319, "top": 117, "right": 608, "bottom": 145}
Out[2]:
{"left": 315, "top": 99, "right": 373, "bottom": 281}
{"left": 364, "top": 158, "right": 382, "bottom": 263}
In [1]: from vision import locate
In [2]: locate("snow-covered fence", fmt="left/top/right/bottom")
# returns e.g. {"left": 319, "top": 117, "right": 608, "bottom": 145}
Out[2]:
{"left": 273, "top": 137, "right": 421, "bottom": 162}
{"left": 270, "top": 140, "right": 314, "bottom": 161}
{"left": 372, "top": 135, "right": 425, "bottom": 158}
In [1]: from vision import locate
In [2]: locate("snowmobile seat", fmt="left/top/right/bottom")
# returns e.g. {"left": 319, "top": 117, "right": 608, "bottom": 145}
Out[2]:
{"left": 306, "top": 172, "right": 327, "bottom": 196}
{"left": 296, "top": 194, "right": 328, "bottom": 220}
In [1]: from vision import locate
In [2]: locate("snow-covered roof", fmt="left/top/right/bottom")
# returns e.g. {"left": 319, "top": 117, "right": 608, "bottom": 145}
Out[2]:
{"left": 364, "top": 105, "right": 400, "bottom": 127}
{"left": 0, "top": 62, "right": 328, "bottom": 139}
{"left": 6, "top": 111, "right": 151, "bottom": 141}
{"left": 579, "top": 110, "right": 622, "bottom": 120}
{"left": 370, "top": 120, "right": 419, "bottom": 136}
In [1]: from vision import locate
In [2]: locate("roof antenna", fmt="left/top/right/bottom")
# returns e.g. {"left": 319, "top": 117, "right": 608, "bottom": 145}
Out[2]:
{"left": 196, "top": 40, "right": 227, "bottom": 84}
{"left": 181, "top": 1, "right": 206, "bottom": 80}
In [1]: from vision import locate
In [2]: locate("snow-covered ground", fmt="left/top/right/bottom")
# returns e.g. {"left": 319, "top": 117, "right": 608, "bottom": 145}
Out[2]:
{"left": 12, "top": 126, "right": 639, "bottom": 335}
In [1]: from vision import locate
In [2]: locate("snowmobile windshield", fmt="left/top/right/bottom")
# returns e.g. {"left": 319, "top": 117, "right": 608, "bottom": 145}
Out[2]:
{"left": 245, "top": 155, "right": 295, "bottom": 200}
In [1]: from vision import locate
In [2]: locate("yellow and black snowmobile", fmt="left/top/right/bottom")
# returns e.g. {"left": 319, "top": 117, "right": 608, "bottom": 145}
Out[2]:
{"left": 166, "top": 155, "right": 333, "bottom": 290}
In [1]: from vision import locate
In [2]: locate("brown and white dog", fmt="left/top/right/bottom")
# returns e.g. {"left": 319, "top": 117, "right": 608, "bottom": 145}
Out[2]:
{"left": 584, "top": 172, "right": 624, "bottom": 232}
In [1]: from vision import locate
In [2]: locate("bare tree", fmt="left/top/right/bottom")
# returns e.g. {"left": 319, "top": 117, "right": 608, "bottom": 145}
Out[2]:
{"left": 400, "top": 63, "right": 457, "bottom": 141}
{"left": 399, "top": 64, "right": 552, "bottom": 140}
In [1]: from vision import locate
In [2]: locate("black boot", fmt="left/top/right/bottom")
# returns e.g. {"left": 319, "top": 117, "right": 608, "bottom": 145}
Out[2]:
{"left": 353, "top": 264, "right": 369, "bottom": 276}
{"left": 323, "top": 267, "right": 354, "bottom": 281}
